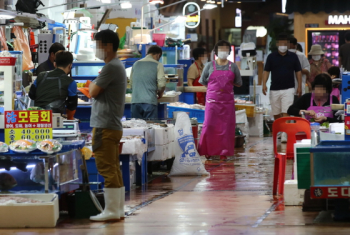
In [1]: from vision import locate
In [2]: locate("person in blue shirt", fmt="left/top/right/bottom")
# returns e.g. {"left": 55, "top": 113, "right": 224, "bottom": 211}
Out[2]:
{"left": 29, "top": 51, "right": 77, "bottom": 119}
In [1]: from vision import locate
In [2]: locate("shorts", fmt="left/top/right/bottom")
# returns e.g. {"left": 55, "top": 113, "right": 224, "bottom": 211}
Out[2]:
{"left": 269, "top": 88, "right": 295, "bottom": 115}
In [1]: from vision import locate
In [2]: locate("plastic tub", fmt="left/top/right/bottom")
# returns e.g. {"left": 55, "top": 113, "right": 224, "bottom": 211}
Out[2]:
{"left": 168, "top": 106, "right": 205, "bottom": 123}
{"left": 153, "top": 34, "right": 166, "bottom": 47}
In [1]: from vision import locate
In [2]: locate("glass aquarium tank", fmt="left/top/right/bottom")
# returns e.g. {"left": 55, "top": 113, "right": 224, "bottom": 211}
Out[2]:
{"left": 311, "top": 141, "right": 350, "bottom": 186}
{"left": 72, "top": 61, "right": 126, "bottom": 77}
{"left": 0, "top": 150, "right": 83, "bottom": 194}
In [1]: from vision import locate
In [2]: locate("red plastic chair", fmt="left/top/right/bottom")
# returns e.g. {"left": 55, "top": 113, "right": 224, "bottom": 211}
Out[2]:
{"left": 272, "top": 117, "right": 311, "bottom": 195}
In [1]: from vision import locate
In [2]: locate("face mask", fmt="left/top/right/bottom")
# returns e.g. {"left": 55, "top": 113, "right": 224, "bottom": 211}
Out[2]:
{"left": 218, "top": 51, "right": 229, "bottom": 59}
{"left": 312, "top": 55, "right": 321, "bottom": 61}
{"left": 278, "top": 46, "right": 288, "bottom": 53}
{"left": 201, "top": 58, "right": 208, "bottom": 64}
{"left": 95, "top": 48, "right": 105, "bottom": 60}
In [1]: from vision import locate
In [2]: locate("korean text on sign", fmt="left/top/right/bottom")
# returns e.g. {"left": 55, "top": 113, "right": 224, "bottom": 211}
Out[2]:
{"left": 4, "top": 110, "right": 53, "bottom": 144}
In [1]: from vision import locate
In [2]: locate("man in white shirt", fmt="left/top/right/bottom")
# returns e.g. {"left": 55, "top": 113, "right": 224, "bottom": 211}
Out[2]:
{"left": 289, "top": 37, "right": 310, "bottom": 97}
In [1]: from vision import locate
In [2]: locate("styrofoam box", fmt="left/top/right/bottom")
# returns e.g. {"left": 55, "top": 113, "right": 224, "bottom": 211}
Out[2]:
{"left": 167, "top": 124, "right": 175, "bottom": 143}
{"left": 171, "top": 141, "right": 177, "bottom": 158}
{"left": 154, "top": 127, "right": 169, "bottom": 145}
{"left": 148, "top": 144, "right": 169, "bottom": 161}
{"left": 168, "top": 141, "right": 174, "bottom": 159}
{"left": 0, "top": 194, "right": 59, "bottom": 228}
{"left": 284, "top": 180, "right": 305, "bottom": 206}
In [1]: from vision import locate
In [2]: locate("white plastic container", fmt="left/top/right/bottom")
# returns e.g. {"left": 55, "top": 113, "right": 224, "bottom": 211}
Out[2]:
{"left": 148, "top": 144, "right": 169, "bottom": 161}
{"left": 154, "top": 127, "right": 169, "bottom": 145}
{"left": 284, "top": 180, "right": 305, "bottom": 206}
{"left": 0, "top": 193, "right": 59, "bottom": 228}
{"left": 168, "top": 141, "right": 174, "bottom": 159}
{"left": 167, "top": 124, "right": 175, "bottom": 143}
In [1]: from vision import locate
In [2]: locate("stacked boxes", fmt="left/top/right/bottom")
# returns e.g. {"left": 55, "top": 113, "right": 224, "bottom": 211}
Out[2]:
{"left": 168, "top": 124, "right": 175, "bottom": 159}
{"left": 148, "top": 124, "right": 176, "bottom": 161}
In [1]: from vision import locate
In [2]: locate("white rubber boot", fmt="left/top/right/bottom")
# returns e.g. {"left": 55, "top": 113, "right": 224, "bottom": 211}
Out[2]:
{"left": 90, "top": 188, "right": 120, "bottom": 222}
{"left": 120, "top": 186, "right": 125, "bottom": 220}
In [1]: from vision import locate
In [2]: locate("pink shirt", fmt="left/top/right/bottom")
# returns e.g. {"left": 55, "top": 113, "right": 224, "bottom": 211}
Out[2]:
{"left": 309, "top": 58, "right": 332, "bottom": 83}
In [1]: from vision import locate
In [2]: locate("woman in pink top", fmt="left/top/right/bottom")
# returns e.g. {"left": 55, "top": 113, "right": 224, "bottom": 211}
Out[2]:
{"left": 309, "top": 44, "right": 332, "bottom": 83}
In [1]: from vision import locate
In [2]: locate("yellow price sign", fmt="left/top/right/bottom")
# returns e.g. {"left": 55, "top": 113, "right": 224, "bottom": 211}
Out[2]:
{"left": 5, "top": 110, "right": 53, "bottom": 144}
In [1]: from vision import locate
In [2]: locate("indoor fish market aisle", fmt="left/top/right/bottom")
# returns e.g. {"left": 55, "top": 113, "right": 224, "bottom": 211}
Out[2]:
{"left": 3, "top": 137, "right": 350, "bottom": 235}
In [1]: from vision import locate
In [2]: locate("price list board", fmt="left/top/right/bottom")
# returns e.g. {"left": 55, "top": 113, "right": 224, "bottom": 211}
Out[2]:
{"left": 5, "top": 110, "right": 53, "bottom": 144}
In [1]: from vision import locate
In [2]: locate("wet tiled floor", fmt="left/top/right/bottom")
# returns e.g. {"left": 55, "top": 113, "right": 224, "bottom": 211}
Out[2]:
{"left": 2, "top": 137, "right": 349, "bottom": 234}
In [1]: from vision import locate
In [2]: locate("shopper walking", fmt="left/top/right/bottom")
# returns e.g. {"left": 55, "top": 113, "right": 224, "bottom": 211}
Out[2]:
{"left": 262, "top": 33, "right": 302, "bottom": 142}
{"left": 309, "top": 44, "right": 332, "bottom": 83}
{"left": 35, "top": 42, "right": 65, "bottom": 75}
{"left": 187, "top": 47, "right": 208, "bottom": 105}
{"left": 339, "top": 31, "right": 350, "bottom": 71}
{"left": 289, "top": 37, "right": 310, "bottom": 96}
{"left": 29, "top": 50, "right": 77, "bottom": 119}
{"left": 198, "top": 40, "right": 242, "bottom": 160}
{"left": 89, "top": 30, "right": 126, "bottom": 222}
{"left": 130, "top": 45, "right": 166, "bottom": 119}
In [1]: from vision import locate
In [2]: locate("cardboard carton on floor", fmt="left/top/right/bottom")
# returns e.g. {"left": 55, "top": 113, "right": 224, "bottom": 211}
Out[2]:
{"left": 0, "top": 194, "right": 59, "bottom": 228}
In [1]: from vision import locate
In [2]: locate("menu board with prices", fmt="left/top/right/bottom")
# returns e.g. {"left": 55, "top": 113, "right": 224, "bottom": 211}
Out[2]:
{"left": 5, "top": 110, "right": 53, "bottom": 144}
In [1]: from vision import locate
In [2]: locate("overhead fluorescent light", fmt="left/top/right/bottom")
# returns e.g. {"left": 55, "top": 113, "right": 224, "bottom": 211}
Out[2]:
{"left": 282, "top": 0, "right": 286, "bottom": 13}
{"left": 203, "top": 3, "right": 217, "bottom": 9}
{"left": 149, "top": 0, "right": 164, "bottom": 4}
{"left": 120, "top": 1, "right": 132, "bottom": 9}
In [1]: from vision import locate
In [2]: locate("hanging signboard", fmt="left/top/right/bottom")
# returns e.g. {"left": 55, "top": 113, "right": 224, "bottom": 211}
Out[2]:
{"left": 5, "top": 110, "right": 53, "bottom": 144}
{"left": 326, "top": 15, "right": 350, "bottom": 25}
{"left": 183, "top": 2, "right": 200, "bottom": 29}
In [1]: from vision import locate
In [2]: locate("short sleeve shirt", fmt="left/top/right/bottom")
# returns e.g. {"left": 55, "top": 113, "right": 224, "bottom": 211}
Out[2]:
{"left": 187, "top": 62, "right": 203, "bottom": 80}
{"left": 90, "top": 58, "right": 126, "bottom": 131}
{"left": 199, "top": 61, "right": 242, "bottom": 87}
{"left": 264, "top": 51, "right": 302, "bottom": 91}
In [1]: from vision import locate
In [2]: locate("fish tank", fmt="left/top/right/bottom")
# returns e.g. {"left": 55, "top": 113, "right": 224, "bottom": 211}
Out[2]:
{"left": 311, "top": 141, "right": 350, "bottom": 186}
{"left": 71, "top": 61, "right": 126, "bottom": 78}
{"left": 0, "top": 150, "right": 83, "bottom": 194}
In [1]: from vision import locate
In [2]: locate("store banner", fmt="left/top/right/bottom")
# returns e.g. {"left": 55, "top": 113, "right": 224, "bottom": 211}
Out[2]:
{"left": 4, "top": 110, "right": 53, "bottom": 144}
{"left": 311, "top": 186, "right": 350, "bottom": 199}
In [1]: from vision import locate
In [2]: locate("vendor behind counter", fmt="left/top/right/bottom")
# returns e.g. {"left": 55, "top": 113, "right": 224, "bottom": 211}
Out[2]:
{"left": 29, "top": 51, "right": 78, "bottom": 120}
{"left": 187, "top": 47, "right": 208, "bottom": 105}
{"left": 287, "top": 73, "right": 339, "bottom": 123}
{"left": 35, "top": 43, "right": 65, "bottom": 75}
{"left": 130, "top": 45, "right": 166, "bottom": 119}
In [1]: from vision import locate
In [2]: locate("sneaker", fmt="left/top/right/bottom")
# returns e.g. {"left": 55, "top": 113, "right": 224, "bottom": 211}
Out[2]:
{"left": 281, "top": 132, "right": 287, "bottom": 143}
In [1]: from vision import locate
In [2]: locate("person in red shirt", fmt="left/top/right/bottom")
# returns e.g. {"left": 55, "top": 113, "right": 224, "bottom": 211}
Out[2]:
{"left": 187, "top": 48, "right": 208, "bottom": 105}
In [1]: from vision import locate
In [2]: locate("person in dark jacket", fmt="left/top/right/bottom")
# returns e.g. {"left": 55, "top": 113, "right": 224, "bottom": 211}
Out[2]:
{"left": 288, "top": 73, "right": 339, "bottom": 123}
{"left": 29, "top": 50, "right": 77, "bottom": 119}
{"left": 36, "top": 43, "right": 65, "bottom": 75}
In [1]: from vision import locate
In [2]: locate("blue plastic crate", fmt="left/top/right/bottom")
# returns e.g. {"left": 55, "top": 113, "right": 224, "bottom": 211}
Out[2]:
{"left": 168, "top": 106, "right": 205, "bottom": 123}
